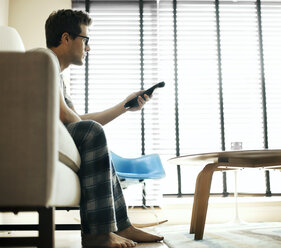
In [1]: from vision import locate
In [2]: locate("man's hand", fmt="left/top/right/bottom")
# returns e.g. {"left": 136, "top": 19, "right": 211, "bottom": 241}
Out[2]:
{"left": 124, "top": 90, "right": 151, "bottom": 111}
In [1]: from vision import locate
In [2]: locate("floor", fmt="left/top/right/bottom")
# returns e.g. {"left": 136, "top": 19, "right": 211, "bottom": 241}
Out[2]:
{"left": 0, "top": 196, "right": 281, "bottom": 248}
{"left": 0, "top": 228, "right": 168, "bottom": 248}
{"left": 55, "top": 231, "right": 169, "bottom": 248}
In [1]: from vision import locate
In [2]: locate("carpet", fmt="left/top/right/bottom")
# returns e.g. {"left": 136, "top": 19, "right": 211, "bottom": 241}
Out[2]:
{"left": 153, "top": 222, "right": 281, "bottom": 248}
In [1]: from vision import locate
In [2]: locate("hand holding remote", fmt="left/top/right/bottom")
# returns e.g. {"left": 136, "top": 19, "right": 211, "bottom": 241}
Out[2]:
{"left": 124, "top": 81, "right": 165, "bottom": 109}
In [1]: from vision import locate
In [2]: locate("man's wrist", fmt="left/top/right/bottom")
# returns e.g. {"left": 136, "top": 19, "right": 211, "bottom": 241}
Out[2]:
{"left": 121, "top": 101, "right": 128, "bottom": 113}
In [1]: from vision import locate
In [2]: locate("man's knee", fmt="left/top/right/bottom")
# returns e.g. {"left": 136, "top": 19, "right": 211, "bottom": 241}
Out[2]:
{"left": 89, "top": 120, "right": 104, "bottom": 133}
{"left": 66, "top": 120, "right": 106, "bottom": 147}
{"left": 75, "top": 120, "right": 103, "bottom": 133}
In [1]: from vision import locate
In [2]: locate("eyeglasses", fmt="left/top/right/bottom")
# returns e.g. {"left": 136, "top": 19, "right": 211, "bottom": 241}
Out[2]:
{"left": 69, "top": 33, "right": 90, "bottom": 46}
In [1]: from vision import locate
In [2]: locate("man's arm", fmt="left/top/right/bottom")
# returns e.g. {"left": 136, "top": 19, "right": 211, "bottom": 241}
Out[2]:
{"left": 80, "top": 101, "right": 127, "bottom": 126}
{"left": 70, "top": 91, "right": 149, "bottom": 126}
{"left": 59, "top": 90, "right": 81, "bottom": 124}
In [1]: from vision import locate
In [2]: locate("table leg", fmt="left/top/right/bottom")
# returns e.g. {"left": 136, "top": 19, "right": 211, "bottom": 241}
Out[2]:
{"left": 190, "top": 169, "right": 203, "bottom": 234}
{"left": 192, "top": 163, "right": 218, "bottom": 240}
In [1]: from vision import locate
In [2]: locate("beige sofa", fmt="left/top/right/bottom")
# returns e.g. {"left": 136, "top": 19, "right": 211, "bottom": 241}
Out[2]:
{"left": 0, "top": 26, "right": 81, "bottom": 248}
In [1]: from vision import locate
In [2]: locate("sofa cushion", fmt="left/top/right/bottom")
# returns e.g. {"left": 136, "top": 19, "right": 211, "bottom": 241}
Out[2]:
{"left": 59, "top": 121, "right": 81, "bottom": 172}
{"left": 0, "top": 26, "right": 25, "bottom": 51}
{"left": 48, "top": 161, "right": 81, "bottom": 206}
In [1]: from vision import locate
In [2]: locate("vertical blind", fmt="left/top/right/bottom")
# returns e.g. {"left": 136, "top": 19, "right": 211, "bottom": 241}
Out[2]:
{"left": 70, "top": 0, "right": 281, "bottom": 195}
{"left": 220, "top": 0, "right": 264, "bottom": 150}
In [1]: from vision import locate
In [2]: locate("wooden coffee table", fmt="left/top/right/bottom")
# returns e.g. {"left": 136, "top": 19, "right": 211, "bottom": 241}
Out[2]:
{"left": 169, "top": 149, "right": 281, "bottom": 240}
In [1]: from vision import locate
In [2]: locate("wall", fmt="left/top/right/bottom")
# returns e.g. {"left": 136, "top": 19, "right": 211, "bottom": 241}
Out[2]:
{"left": 0, "top": 0, "right": 9, "bottom": 25}
{"left": 8, "top": 0, "right": 71, "bottom": 50}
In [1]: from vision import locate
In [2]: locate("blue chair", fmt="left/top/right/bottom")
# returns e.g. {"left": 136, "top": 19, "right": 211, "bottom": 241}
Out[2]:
{"left": 111, "top": 151, "right": 167, "bottom": 226}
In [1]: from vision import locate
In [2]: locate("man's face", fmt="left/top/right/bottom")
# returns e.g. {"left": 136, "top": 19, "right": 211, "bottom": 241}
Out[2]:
{"left": 69, "top": 24, "right": 90, "bottom": 66}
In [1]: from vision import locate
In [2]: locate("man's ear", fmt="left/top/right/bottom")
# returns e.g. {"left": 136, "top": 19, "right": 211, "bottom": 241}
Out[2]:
{"left": 61, "top": 32, "right": 71, "bottom": 45}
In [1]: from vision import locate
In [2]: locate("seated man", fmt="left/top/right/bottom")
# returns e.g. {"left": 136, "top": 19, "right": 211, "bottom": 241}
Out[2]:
{"left": 44, "top": 9, "right": 164, "bottom": 248}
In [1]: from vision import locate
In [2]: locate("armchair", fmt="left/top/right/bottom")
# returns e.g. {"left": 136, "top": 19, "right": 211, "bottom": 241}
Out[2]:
{"left": 0, "top": 26, "right": 81, "bottom": 248}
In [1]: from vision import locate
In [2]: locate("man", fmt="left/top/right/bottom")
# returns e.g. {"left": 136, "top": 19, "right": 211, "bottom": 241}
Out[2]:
{"left": 45, "top": 9, "right": 164, "bottom": 248}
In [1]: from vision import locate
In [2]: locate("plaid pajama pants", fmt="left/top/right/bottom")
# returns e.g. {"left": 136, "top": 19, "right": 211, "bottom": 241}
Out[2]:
{"left": 66, "top": 120, "right": 131, "bottom": 235}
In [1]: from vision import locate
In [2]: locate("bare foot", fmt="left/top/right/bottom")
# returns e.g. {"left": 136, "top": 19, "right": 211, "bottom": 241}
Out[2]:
{"left": 82, "top": 232, "right": 137, "bottom": 248}
{"left": 116, "top": 225, "right": 164, "bottom": 243}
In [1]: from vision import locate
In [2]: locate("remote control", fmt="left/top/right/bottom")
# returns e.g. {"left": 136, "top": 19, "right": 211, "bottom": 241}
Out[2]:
{"left": 124, "top": 81, "right": 165, "bottom": 108}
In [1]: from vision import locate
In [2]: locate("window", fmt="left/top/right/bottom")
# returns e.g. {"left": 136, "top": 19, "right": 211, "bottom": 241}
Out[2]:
{"left": 71, "top": 0, "right": 281, "bottom": 195}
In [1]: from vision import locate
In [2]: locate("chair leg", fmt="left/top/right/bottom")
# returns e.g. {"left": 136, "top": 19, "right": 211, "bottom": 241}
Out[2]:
{"left": 141, "top": 180, "right": 146, "bottom": 208}
{"left": 139, "top": 181, "right": 168, "bottom": 226}
{"left": 38, "top": 207, "right": 55, "bottom": 248}
{"left": 193, "top": 163, "right": 218, "bottom": 240}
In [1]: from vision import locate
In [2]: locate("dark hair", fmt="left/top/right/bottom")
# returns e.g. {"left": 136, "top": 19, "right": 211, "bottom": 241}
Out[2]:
{"left": 45, "top": 9, "right": 92, "bottom": 48}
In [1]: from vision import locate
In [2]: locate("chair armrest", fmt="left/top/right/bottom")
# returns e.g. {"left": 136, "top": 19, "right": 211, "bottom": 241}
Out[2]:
{"left": 0, "top": 51, "right": 59, "bottom": 207}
